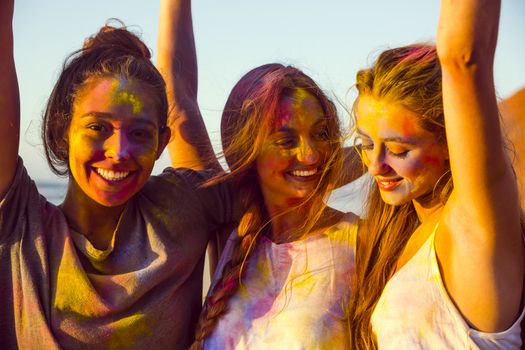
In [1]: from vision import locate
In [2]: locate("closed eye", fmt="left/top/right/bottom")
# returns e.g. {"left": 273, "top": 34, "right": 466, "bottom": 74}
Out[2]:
{"left": 274, "top": 137, "right": 295, "bottom": 148}
{"left": 386, "top": 148, "right": 409, "bottom": 158}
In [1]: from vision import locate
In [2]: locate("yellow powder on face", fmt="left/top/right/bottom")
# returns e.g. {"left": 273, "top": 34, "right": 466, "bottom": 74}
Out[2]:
{"left": 107, "top": 78, "right": 143, "bottom": 115}
{"left": 114, "top": 90, "right": 143, "bottom": 114}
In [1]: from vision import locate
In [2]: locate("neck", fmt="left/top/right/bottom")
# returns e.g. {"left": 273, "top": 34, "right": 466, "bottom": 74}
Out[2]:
{"left": 262, "top": 194, "right": 310, "bottom": 243}
{"left": 412, "top": 192, "right": 444, "bottom": 223}
{"left": 60, "top": 181, "right": 125, "bottom": 250}
{"left": 264, "top": 197, "right": 341, "bottom": 244}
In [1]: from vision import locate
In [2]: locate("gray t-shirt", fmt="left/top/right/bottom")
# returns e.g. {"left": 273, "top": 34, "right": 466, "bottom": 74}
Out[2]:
{"left": 0, "top": 159, "right": 235, "bottom": 349}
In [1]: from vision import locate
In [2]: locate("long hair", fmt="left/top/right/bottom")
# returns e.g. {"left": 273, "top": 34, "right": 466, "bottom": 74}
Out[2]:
{"left": 190, "top": 64, "right": 344, "bottom": 348}
{"left": 348, "top": 44, "right": 453, "bottom": 349}
{"left": 42, "top": 20, "right": 168, "bottom": 176}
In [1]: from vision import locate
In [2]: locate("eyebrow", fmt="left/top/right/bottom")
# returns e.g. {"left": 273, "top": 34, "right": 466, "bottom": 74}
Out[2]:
{"left": 274, "top": 116, "right": 329, "bottom": 133}
{"left": 356, "top": 129, "right": 417, "bottom": 145}
{"left": 79, "top": 112, "right": 158, "bottom": 128}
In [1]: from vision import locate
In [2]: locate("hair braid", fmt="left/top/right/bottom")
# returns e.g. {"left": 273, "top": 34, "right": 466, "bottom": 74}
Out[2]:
{"left": 191, "top": 63, "right": 343, "bottom": 347}
{"left": 190, "top": 186, "right": 267, "bottom": 349}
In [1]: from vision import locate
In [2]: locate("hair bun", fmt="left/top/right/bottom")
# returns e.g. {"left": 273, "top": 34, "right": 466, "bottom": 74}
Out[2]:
{"left": 82, "top": 19, "right": 151, "bottom": 59}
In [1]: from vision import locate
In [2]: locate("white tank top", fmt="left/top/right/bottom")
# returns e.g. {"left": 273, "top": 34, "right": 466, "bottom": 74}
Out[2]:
{"left": 204, "top": 213, "right": 358, "bottom": 349}
{"left": 371, "top": 225, "right": 524, "bottom": 349}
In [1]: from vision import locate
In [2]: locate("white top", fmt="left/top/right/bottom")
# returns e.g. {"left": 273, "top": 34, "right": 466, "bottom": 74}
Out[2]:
{"left": 204, "top": 212, "right": 359, "bottom": 350}
{"left": 371, "top": 225, "right": 524, "bottom": 349}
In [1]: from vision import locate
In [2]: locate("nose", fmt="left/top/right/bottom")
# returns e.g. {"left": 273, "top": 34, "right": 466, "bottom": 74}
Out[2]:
{"left": 365, "top": 147, "right": 390, "bottom": 176}
{"left": 105, "top": 130, "right": 131, "bottom": 161}
{"left": 296, "top": 137, "right": 320, "bottom": 165}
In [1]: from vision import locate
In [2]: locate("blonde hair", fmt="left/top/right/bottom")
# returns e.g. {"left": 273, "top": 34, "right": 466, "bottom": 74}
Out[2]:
{"left": 190, "top": 64, "right": 344, "bottom": 348}
{"left": 348, "top": 44, "right": 453, "bottom": 349}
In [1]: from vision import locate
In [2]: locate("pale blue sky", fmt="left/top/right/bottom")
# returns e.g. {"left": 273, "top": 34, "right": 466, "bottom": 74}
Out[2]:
{"left": 13, "top": 0, "right": 525, "bottom": 181}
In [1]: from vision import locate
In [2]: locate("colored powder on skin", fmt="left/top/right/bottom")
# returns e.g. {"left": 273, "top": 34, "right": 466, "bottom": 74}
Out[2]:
{"left": 115, "top": 91, "right": 143, "bottom": 114}
{"left": 422, "top": 154, "right": 441, "bottom": 168}
{"left": 109, "top": 78, "right": 143, "bottom": 115}
{"left": 401, "top": 115, "right": 417, "bottom": 136}
{"left": 272, "top": 109, "right": 293, "bottom": 131}
{"left": 272, "top": 89, "right": 312, "bottom": 130}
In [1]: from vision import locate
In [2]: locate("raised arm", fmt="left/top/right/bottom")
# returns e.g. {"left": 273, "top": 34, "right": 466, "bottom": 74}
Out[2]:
{"left": 0, "top": 0, "right": 20, "bottom": 200}
{"left": 157, "top": 0, "right": 221, "bottom": 172}
{"left": 436, "top": 0, "right": 524, "bottom": 331}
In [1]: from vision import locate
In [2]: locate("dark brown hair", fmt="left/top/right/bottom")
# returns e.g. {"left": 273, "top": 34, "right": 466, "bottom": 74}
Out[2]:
{"left": 42, "top": 21, "right": 168, "bottom": 176}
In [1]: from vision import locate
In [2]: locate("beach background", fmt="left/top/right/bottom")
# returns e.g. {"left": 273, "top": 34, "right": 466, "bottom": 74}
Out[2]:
{"left": 15, "top": 0, "right": 524, "bottom": 188}
{"left": 12, "top": 0, "right": 524, "bottom": 292}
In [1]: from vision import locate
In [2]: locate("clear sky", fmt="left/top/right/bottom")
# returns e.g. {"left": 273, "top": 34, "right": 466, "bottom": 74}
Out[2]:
{"left": 13, "top": 0, "right": 525, "bottom": 181}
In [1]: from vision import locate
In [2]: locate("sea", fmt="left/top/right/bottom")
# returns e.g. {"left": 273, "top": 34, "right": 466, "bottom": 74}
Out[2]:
{"left": 35, "top": 175, "right": 367, "bottom": 212}
{"left": 35, "top": 180, "right": 68, "bottom": 205}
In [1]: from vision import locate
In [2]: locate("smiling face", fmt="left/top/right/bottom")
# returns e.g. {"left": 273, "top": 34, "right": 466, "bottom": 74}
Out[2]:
{"left": 356, "top": 95, "right": 449, "bottom": 206}
{"left": 67, "top": 76, "right": 169, "bottom": 207}
{"left": 256, "top": 88, "right": 332, "bottom": 209}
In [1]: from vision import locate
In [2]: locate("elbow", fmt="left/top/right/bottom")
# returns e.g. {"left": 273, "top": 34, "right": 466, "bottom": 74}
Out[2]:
{"left": 438, "top": 43, "right": 495, "bottom": 74}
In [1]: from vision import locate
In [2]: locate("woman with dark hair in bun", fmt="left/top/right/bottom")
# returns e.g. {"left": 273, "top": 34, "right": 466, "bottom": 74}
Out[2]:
{"left": 0, "top": 0, "right": 237, "bottom": 348}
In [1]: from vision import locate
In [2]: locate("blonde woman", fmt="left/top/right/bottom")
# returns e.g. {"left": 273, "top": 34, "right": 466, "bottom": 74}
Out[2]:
{"left": 348, "top": 0, "right": 525, "bottom": 348}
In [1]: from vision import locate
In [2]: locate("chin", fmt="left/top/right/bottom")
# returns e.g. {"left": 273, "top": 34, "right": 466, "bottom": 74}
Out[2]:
{"left": 90, "top": 190, "right": 136, "bottom": 208}
{"left": 379, "top": 191, "right": 412, "bottom": 207}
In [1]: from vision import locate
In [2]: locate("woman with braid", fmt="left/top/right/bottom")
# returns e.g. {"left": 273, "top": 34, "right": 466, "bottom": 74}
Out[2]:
{"left": 158, "top": 1, "right": 361, "bottom": 349}
{"left": 348, "top": 0, "right": 525, "bottom": 348}
{"left": 196, "top": 64, "right": 358, "bottom": 349}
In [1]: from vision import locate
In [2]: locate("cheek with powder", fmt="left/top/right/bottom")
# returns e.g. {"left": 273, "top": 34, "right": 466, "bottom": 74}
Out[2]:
{"left": 70, "top": 132, "right": 102, "bottom": 160}
{"left": 422, "top": 154, "right": 442, "bottom": 168}
{"left": 257, "top": 155, "right": 287, "bottom": 174}
{"left": 129, "top": 144, "right": 158, "bottom": 164}
{"left": 393, "top": 156, "right": 426, "bottom": 178}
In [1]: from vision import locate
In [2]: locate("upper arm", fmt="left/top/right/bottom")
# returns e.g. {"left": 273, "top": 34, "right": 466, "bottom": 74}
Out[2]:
{"left": 437, "top": 0, "right": 516, "bottom": 225}
{"left": 0, "top": 0, "right": 20, "bottom": 199}
{"left": 157, "top": 0, "right": 221, "bottom": 172}
{"left": 435, "top": 0, "right": 524, "bottom": 331}
{"left": 207, "top": 225, "right": 235, "bottom": 278}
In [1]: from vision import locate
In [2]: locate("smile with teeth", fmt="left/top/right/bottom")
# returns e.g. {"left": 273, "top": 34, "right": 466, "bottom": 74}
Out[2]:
{"left": 377, "top": 178, "right": 402, "bottom": 190}
{"left": 289, "top": 168, "right": 318, "bottom": 177}
{"left": 95, "top": 168, "right": 131, "bottom": 181}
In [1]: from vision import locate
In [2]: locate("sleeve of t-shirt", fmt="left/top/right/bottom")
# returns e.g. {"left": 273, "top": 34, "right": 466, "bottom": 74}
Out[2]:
{"left": 144, "top": 167, "right": 239, "bottom": 231}
{"left": 0, "top": 158, "right": 41, "bottom": 243}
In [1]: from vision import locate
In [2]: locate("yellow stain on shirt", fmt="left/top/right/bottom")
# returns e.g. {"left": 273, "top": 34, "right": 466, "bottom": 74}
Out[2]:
{"left": 106, "top": 313, "right": 153, "bottom": 350}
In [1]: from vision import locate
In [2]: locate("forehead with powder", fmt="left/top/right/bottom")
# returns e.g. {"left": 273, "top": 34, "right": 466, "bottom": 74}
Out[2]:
{"left": 357, "top": 96, "right": 425, "bottom": 140}
{"left": 75, "top": 76, "right": 146, "bottom": 115}
{"left": 272, "top": 88, "right": 323, "bottom": 130}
